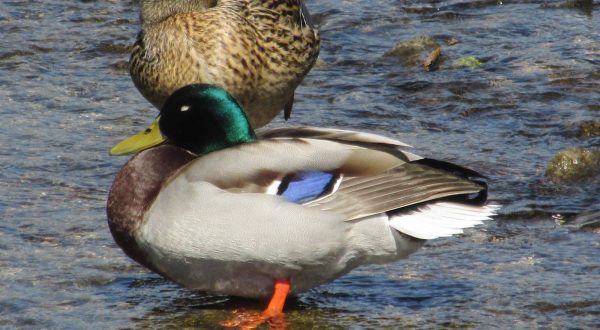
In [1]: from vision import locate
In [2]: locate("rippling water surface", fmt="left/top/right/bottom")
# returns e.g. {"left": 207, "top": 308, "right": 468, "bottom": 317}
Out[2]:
{"left": 1, "top": 1, "right": 599, "bottom": 328}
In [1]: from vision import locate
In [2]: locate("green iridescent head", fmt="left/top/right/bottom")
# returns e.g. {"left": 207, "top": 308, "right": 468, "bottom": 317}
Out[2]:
{"left": 111, "top": 84, "right": 256, "bottom": 156}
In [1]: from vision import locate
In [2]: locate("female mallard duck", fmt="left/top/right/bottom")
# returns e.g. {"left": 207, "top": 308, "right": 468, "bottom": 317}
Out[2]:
{"left": 130, "top": 0, "right": 320, "bottom": 128}
{"left": 108, "top": 85, "right": 498, "bottom": 327}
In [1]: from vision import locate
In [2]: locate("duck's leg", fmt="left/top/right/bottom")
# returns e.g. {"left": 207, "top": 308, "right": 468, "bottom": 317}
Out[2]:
{"left": 221, "top": 278, "right": 291, "bottom": 329}
{"left": 262, "top": 278, "right": 291, "bottom": 318}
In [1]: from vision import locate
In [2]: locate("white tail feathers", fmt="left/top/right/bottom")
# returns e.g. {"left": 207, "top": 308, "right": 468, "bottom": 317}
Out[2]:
{"left": 388, "top": 202, "right": 499, "bottom": 240}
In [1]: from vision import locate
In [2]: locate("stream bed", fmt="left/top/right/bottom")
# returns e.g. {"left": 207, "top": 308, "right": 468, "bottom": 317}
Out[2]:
{"left": 1, "top": 0, "right": 599, "bottom": 328}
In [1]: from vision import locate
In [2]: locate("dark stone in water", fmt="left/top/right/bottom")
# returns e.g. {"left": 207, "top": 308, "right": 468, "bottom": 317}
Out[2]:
{"left": 110, "top": 60, "right": 130, "bottom": 74}
{"left": 96, "top": 42, "right": 132, "bottom": 55}
{"left": 545, "top": 147, "right": 600, "bottom": 183}
{"left": 384, "top": 36, "right": 441, "bottom": 67}
{"left": 541, "top": 0, "right": 595, "bottom": 15}
{"left": 566, "top": 210, "right": 600, "bottom": 233}
{"left": 578, "top": 121, "right": 600, "bottom": 138}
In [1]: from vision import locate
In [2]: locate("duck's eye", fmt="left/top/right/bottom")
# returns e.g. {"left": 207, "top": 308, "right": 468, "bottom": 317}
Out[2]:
{"left": 180, "top": 105, "right": 190, "bottom": 112}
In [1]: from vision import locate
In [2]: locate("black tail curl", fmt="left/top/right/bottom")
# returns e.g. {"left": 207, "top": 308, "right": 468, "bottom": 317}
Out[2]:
{"left": 413, "top": 158, "right": 489, "bottom": 205}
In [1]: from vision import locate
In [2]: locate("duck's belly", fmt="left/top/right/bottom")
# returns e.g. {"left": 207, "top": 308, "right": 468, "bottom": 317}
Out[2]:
{"left": 136, "top": 182, "right": 422, "bottom": 298}
{"left": 138, "top": 252, "right": 356, "bottom": 298}
{"left": 136, "top": 230, "right": 420, "bottom": 298}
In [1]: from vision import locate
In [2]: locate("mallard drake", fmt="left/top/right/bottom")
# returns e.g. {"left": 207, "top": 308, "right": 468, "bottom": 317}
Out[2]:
{"left": 130, "top": 0, "right": 320, "bottom": 128}
{"left": 107, "top": 84, "right": 498, "bottom": 327}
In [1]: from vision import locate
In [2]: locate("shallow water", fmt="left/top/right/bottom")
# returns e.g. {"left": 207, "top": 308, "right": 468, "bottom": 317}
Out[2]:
{"left": 1, "top": 0, "right": 599, "bottom": 328}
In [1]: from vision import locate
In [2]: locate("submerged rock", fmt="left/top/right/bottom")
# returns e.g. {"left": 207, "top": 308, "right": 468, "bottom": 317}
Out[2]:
{"left": 453, "top": 56, "right": 483, "bottom": 68}
{"left": 110, "top": 60, "right": 129, "bottom": 74}
{"left": 578, "top": 120, "right": 600, "bottom": 138}
{"left": 541, "top": 0, "right": 594, "bottom": 14}
{"left": 445, "top": 37, "right": 460, "bottom": 46}
{"left": 95, "top": 42, "right": 132, "bottom": 54}
{"left": 545, "top": 148, "right": 600, "bottom": 183}
{"left": 564, "top": 0, "right": 594, "bottom": 8}
{"left": 423, "top": 47, "right": 442, "bottom": 71}
{"left": 566, "top": 210, "right": 600, "bottom": 233}
{"left": 384, "top": 36, "right": 441, "bottom": 67}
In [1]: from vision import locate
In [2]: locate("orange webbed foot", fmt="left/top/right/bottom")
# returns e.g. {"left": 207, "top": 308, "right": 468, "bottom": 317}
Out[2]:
{"left": 220, "top": 279, "right": 291, "bottom": 329}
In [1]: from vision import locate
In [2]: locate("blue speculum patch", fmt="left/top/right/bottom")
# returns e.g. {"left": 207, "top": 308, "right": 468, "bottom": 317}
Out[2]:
{"left": 278, "top": 171, "right": 337, "bottom": 204}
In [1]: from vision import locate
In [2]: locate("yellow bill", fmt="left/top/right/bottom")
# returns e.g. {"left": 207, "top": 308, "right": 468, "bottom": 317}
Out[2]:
{"left": 110, "top": 117, "right": 165, "bottom": 156}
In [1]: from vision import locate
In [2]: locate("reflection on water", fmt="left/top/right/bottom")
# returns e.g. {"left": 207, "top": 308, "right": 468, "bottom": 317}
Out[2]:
{"left": 1, "top": 0, "right": 599, "bottom": 328}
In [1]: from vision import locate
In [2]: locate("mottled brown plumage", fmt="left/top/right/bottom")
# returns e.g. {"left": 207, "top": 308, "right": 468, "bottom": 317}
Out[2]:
{"left": 130, "top": 0, "right": 320, "bottom": 128}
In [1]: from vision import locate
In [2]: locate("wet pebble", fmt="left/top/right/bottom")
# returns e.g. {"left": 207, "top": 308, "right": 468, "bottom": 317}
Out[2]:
{"left": 453, "top": 56, "right": 483, "bottom": 68}
{"left": 578, "top": 120, "right": 600, "bottom": 138}
{"left": 566, "top": 210, "right": 600, "bottom": 233}
{"left": 423, "top": 47, "right": 442, "bottom": 71}
{"left": 545, "top": 147, "right": 600, "bottom": 183}
{"left": 110, "top": 60, "right": 129, "bottom": 74}
{"left": 94, "top": 42, "right": 132, "bottom": 55}
{"left": 384, "top": 36, "right": 441, "bottom": 67}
